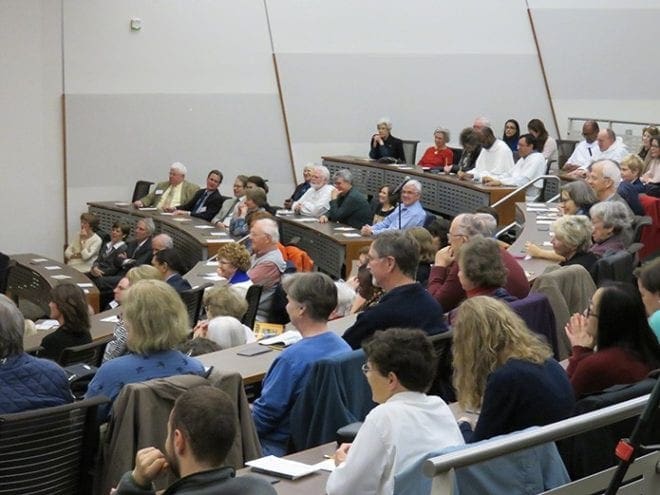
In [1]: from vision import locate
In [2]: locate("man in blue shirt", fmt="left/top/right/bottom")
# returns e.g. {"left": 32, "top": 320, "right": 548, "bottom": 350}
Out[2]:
{"left": 360, "top": 179, "right": 426, "bottom": 235}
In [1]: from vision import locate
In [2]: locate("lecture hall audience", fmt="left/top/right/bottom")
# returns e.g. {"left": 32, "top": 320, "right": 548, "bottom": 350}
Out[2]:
{"left": 527, "top": 118, "right": 557, "bottom": 160}
{"left": 213, "top": 242, "right": 253, "bottom": 296}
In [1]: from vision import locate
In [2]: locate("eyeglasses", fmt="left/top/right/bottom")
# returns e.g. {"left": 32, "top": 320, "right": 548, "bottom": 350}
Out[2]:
{"left": 361, "top": 363, "right": 372, "bottom": 375}
{"left": 585, "top": 306, "right": 598, "bottom": 318}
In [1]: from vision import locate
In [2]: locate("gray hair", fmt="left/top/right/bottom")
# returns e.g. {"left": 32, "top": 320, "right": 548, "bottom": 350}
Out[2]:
{"left": 152, "top": 233, "right": 174, "bottom": 250}
{"left": 590, "top": 201, "right": 633, "bottom": 237}
{"left": 561, "top": 181, "right": 597, "bottom": 210}
{"left": 452, "top": 213, "right": 491, "bottom": 239}
{"left": 377, "top": 117, "right": 393, "bottom": 130}
{"left": 551, "top": 215, "right": 593, "bottom": 253}
{"left": 372, "top": 230, "right": 420, "bottom": 279}
{"left": 405, "top": 179, "right": 422, "bottom": 194}
{"left": 0, "top": 294, "right": 25, "bottom": 358}
{"left": 333, "top": 169, "right": 353, "bottom": 184}
{"left": 255, "top": 218, "right": 279, "bottom": 243}
{"left": 314, "top": 165, "right": 330, "bottom": 182}
{"left": 434, "top": 127, "right": 451, "bottom": 143}
{"left": 283, "top": 272, "right": 337, "bottom": 322}
{"left": 170, "top": 161, "right": 187, "bottom": 175}
{"left": 137, "top": 217, "right": 155, "bottom": 235}
{"left": 473, "top": 116, "right": 491, "bottom": 129}
{"left": 474, "top": 213, "right": 497, "bottom": 237}
{"left": 592, "top": 159, "right": 622, "bottom": 189}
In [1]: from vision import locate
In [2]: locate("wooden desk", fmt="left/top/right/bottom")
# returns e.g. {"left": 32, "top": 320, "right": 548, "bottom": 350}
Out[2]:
{"left": 8, "top": 253, "right": 100, "bottom": 314}
{"left": 508, "top": 203, "right": 560, "bottom": 280}
{"left": 276, "top": 214, "right": 372, "bottom": 279}
{"left": 87, "top": 201, "right": 236, "bottom": 266}
{"left": 322, "top": 155, "right": 525, "bottom": 225}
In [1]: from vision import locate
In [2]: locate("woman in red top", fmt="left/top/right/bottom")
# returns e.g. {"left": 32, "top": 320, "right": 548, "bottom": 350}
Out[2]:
{"left": 418, "top": 128, "right": 454, "bottom": 170}
{"left": 565, "top": 282, "right": 660, "bottom": 397}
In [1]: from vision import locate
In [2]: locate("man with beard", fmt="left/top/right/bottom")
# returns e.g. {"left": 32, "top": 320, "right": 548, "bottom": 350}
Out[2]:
{"left": 114, "top": 386, "right": 275, "bottom": 494}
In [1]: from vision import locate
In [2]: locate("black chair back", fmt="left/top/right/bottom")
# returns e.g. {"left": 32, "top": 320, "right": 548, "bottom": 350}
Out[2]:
{"left": 179, "top": 283, "right": 211, "bottom": 327}
{"left": 241, "top": 284, "right": 263, "bottom": 329}
{"left": 401, "top": 139, "right": 419, "bottom": 164}
{"left": 632, "top": 215, "right": 653, "bottom": 243}
{"left": 428, "top": 329, "right": 455, "bottom": 403}
{"left": 556, "top": 139, "right": 579, "bottom": 169}
{"left": 58, "top": 335, "right": 113, "bottom": 368}
{"left": 131, "top": 180, "right": 154, "bottom": 203}
{"left": 591, "top": 250, "right": 634, "bottom": 286}
{"left": 0, "top": 395, "right": 109, "bottom": 495}
{"left": 0, "top": 252, "right": 10, "bottom": 294}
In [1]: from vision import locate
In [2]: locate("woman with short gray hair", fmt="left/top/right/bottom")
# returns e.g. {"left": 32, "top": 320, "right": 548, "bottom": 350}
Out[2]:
{"left": 418, "top": 127, "right": 454, "bottom": 170}
{"left": 369, "top": 117, "right": 405, "bottom": 162}
{"left": 551, "top": 215, "right": 598, "bottom": 272}
{"left": 589, "top": 201, "right": 633, "bottom": 257}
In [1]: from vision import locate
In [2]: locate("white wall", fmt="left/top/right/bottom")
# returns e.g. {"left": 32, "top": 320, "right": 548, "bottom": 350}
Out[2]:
{"left": 1, "top": 0, "right": 657, "bottom": 259}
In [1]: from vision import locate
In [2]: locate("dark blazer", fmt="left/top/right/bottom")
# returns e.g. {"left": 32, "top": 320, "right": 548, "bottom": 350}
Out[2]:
{"left": 93, "top": 242, "right": 128, "bottom": 277}
{"left": 125, "top": 237, "right": 153, "bottom": 268}
{"left": 177, "top": 189, "right": 224, "bottom": 222}
{"left": 369, "top": 134, "right": 406, "bottom": 162}
{"left": 166, "top": 273, "right": 192, "bottom": 293}
{"left": 327, "top": 187, "right": 372, "bottom": 229}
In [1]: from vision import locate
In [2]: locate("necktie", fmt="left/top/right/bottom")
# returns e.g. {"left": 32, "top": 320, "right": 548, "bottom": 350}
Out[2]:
{"left": 193, "top": 191, "right": 210, "bottom": 213}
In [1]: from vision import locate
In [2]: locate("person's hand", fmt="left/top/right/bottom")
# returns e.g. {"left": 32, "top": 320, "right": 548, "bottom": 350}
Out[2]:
{"left": 458, "top": 415, "right": 478, "bottom": 430}
{"left": 524, "top": 241, "right": 543, "bottom": 258}
{"left": 457, "top": 171, "right": 473, "bottom": 181}
{"left": 162, "top": 206, "right": 176, "bottom": 213}
{"left": 372, "top": 134, "right": 384, "bottom": 147}
{"left": 90, "top": 266, "right": 103, "bottom": 278}
{"left": 283, "top": 198, "right": 293, "bottom": 210}
{"left": 568, "top": 169, "right": 588, "bottom": 179}
{"left": 173, "top": 209, "right": 187, "bottom": 216}
{"left": 443, "top": 164, "right": 453, "bottom": 174}
{"left": 238, "top": 203, "right": 248, "bottom": 217}
{"left": 565, "top": 312, "right": 594, "bottom": 349}
{"left": 434, "top": 246, "right": 454, "bottom": 267}
{"left": 133, "top": 200, "right": 144, "bottom": 208}
{"left": 331, "top": 188, "right": 339, "bottom": 200}
{"left": 333, "top": 443, "right": 352, "bottom": 466}
{"left": 131, "top": 447, "right": 169, "bottom": 488}
{"left": 214, "top": 221, "right": 226, "bottom": 230}
{"left": 117, "top": 251, "right": 127, "bottom": 260}
{"left": 361, "top": 225, "right": 373, "bottom": 236}
{"left": 483, "top": 176, "right": 501, "bottom": 186}
{"left": 293, "top": 203, "right": 302, "bottom": 214}
{"left": 319, "top": 215, "right": 329, "bottom": 224}
{"left": 193, "top": 319, "right": 209, "bottom": 339}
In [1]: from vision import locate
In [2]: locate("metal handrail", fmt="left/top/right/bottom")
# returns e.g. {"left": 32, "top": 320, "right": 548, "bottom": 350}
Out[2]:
{"left": 490, "top": 175, "right": 561, "bottom": 209}
{"left": 423, "top": 394, "right": 649, "bottom": 477}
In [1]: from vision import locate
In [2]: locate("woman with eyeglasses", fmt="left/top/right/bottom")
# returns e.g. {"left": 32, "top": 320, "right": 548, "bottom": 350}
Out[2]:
{"left": 565, "top": 283, "right": 660, "bottom": 397}
{"left": 214, "top": 242, "right": 253, "bottom": 296}
{"left": 502, "top": 119, "right": 520, "bottom": 152}
{"left": 326, "top": 328, "right": 464, "bottom": 494}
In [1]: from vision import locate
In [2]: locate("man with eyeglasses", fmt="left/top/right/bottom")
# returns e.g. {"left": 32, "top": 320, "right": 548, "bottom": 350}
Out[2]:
{"left": 564, "top": 120, "right": 602, "bottom": 177}
{"left": 132, "top": 162, "right": 199, "bottom": 210}
{"left": 342, "top": 231, "right": 447, "bottom": 349}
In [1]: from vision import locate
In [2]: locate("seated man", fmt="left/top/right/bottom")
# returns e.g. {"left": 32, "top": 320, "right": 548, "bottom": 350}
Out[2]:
{"left": 115, "top": 386, "right": 275, "bottom": 494}
{"left": 459, "top": 126, "right": 514, "bottom": 182}
{"left": 326, "top": 328, "right": 464, "bottom": 494}
{"left": 360, "top": 180, "right": 426, "bottom": 236}
{"left": 586, "top": 159, "right": 634, "bottom": 215}
{"left": 151, "top": 233, "right": 174, "bottom": 255}
{"left": 319, "top": 169, "right": 371, "bottom": 229}
{"left": 132, "top": 162, "right": 199, "bottom": 210}
{"left": 564, "top": 120, "right": 601, "bottom": 176}
{"left": 252, "top": 273, "right": 351, "bottom": 455}
{"left": 283, "top": 163, "right": 313, "bottom": 209}
{"left": 291, "top": 165, "right": 335, "bottom": 217}
{"left": 211, "top": 175, "right": 248, "bottom": 228}
{"left": 173, "top": 169, "right": 224, "bottom": 221}
{"left": 0, "top": 295, "right": 72, "bottom": 413}
{"left": 342, "top": 231, "right": 447, "bottom": 349}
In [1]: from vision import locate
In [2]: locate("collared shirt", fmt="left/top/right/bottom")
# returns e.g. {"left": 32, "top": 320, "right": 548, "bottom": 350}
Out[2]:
{"left": 156, "top": 182, "right": 183, "bottom": 209}
{"left": 371, "top": 200, "right": 426, "bottom": 234}
{"left": 292, "top": 184, "right": 334, "bottom": 217}
{"left": 598, "top": 139, "right": 629, "bottom": 164}
{"left": 498, "top": 151, "right": 547, "bottom": 202}
{"left": 472, "top": 139, "right": 515, "bottom": 180}
{"left": 566, "top": 140, "right": 601, "bottom": 169}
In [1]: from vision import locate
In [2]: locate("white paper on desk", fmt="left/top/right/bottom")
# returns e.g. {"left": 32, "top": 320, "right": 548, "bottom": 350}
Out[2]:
{"left": 35, "top": 319, "right": 60, "bottom": 331}
{"left": 536, "top": 220, "right": 553, "bottom": 225}
{"left": 293, "top": 218, "right": 318, "bottom": 223}
{"left": 312, "top": 459, "right": 336, "bottom": 472}
{"left": 171, "top": 217, "right": 190, "bottom": 222}
{"left": 246, "top": 455, "right": 320, "bottom": 480}
{"left": 44, "top": 265, "right": 62, "bottom": 270}
{"left": 206, "top": 238, "right": 234, "bottom": 243}
{"left": 206, "top": 261, "right": 219, "bottom": 266}
{"left": 333, "top": 227, "right": 355, "bottom": 231}
{"left": 203, "top": 274, "right": 224, "bottom": 282}
{"left": 194, "top": 225, "right": 214, "bottom": 229}
{"left": 276, "top": 209, "right": 294, "bottom": 216}
{"left": 259, "top": 330, "right": 302, "bottom": 347}
{"left": 209, "top": 231, "right": 228, "bottom": 236}
{"left": 139, "top": 207, "right": 158, "bottom": 211}
{"left": 101, "top": 315, "right": 120, "bottom": 323}
{"left": 526, "top": 208, "right": 550, "bottom": 212}
{"left": 159, "top": 212, "right": 174, "bottom": 216}
{"left": 51, "top": 275, "right": 72, "bottom": 280}
{"left": 114, "top": 202, "right": 130, "bottom": 206}
{"left": 31, "top": 258, "right": 49, "bottom": 263}
{"left": 77, "top": 282, "right": 94, "bottom": 288}
{"left": 536, "top": 216, "right": 558, "bottom": 221}
{"left": 342, "top": 233, "right": 362, "bottom": 238}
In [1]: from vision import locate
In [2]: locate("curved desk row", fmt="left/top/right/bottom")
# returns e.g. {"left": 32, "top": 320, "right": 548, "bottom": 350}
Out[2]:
{"left": 322, "top": 156, "right": 525, "bottom": 225}
{"left": 508, "top": 202, "right": 559, "bottom": 280}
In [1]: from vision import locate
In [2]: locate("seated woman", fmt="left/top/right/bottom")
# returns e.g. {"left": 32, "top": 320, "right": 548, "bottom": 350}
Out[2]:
{"left": 64, "top": 212, "right": 102, "bottom": 273}
{"left": 408, "top": 227, "right": 435, "bottom": 287}
{"left": 638, "top": 126, "right": 659, "bottom": 166}
{"left": 39, "top": 283, "right": 92, "bottom": 362}
{"left": 89, "top": 221, "right": 130, "bottom": 282}
{"left": 559, "top": 180, "right": 598, "bottom": 216}
{"left": 246, "top": 175, "right": 277, "bottom": 215}
{"left": 642, "top": 135, "right": 660, "bottom": 185}
{"left": 448, "top": 127, "right": 482, "bottom": 174}
{"left": 229, "top": 187, "right": 268, "bottom": 237}
{"left": 526, "top": 215, "right": 597, "bottom": 271}
{"left": 589, "top": 201, "right": 633, "bottom": 258}
{"left": 636, "top": 257, "right": 660, "bottom": 341}
{"left": 370, "top": 185, "right": 397, "bottom": 224}
{"left": 0, "top": 295, "right": 72, "bottom": 413}
{"left": 194, "top": 285, "right": 255, "bottom": 349}
{"left": 458, "top": 236, "right": 518, "bottom": 301}
{"left": 369, "top": 117, "right": 405, "bottom": 162}
{"left": 527, "top": 118, "right": 557, "bottom": 160}
{"left": 417, "top": 127, "right": 453, "bottom": 169}
{"left": 252, "top": 272, "right": 350, "bottom": 456}
{"left": 85, "top": 279, "right": 206, "bottom": 419}
{"left": 502, "top": 119, "right": 520, "bottom": 152}
{"left": 453, "top": 297, "right": 574, "bottom": 442}
{"left": 151, "top": 248, "right": 191, "bottom": 293}
{"left": 565, "top": 283, "right": 660, "bottom": 397}
{"left": 214, "top": 242, "right": 253, "bottom": 295}
{"left": 102, "top": 265, "right": 162, "bottom": 363}
{"left": 326, "top": 328, "right": 464, "bottom": 494}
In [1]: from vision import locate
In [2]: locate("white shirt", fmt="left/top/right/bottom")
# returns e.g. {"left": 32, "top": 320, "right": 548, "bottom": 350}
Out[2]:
{"left": 326, "top": 391, "right": 464, "bottom": 495}
{"left": 541, "top": 136, "right": 557, "bottom": 160}
{"left": 292, "top": 184, "right": 334, "bottom": 217}
{"left": 472, "top": 139, "right": 515, "bottom": 180}
{"left": 598, "top": 138, "right": 629, "bottom": 164}
{"left": 498, "top": 151, "right": 548, "bottom": 202}
{"left": 566, "top": 140, "right": 601, "bottom": 169}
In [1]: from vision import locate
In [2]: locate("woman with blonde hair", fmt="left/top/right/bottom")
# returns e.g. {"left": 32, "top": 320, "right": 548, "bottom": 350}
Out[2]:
{"left": 215, "top": 242, "right": 253, "bottom": 295}
{"left": 452, "top": 297, "right": 573, "bottom": 442}
{"left": 86, "top": 279, "right": 206, "bottom": 419}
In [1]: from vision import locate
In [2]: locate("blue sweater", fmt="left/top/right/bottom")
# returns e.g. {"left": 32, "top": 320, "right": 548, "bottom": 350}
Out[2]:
{"left": 85, "top": 349, "right": 206, "bottom": 419}
{"left": 343, "top": 282, "right": 447, "bottom": 349}
{"left": 462, "top": 358, "right": 574, "bottom": 442}
{"left": 252, "top": 331, "right": 351, "bottom": 455}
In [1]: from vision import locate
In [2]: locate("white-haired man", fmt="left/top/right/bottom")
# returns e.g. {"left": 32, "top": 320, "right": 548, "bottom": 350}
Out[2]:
{"left": 292, "top": 165, "right": 335, "bottom": 217}
{"left": 361, "top": 180, "right": 426, "bottom": 235}
{"left": 586, "top": 159, "right": 634, "bottom": 214}
{"left": 133, "top": 162, "right": 199, "bottom": 210}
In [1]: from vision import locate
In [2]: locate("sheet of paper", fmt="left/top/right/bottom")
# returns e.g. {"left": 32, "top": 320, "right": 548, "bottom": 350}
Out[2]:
{"left": 35, "top": 319, "right": 60, "bottom": 331}
{"left": 159, "top": 212, "right": 174, "bottom": 216}
{"left": 536, "top": 220, "right": 552, "bottom": 225}
{"left": 333, "top": 227, "right": 355, "bottom": 231}
{"left": 312, "top": 459, "right": 336, "bottom": 472}
{"left": 114, "top": 202, "right": 130, "bottom": 206}
{"left": 139, "top": 207, "right": 158, "bottom": 211}
{"left": 194, "top": 225, "right": 214, "bottom": 229}
{"left": 203, "top": 274, "right": 224, "bottom": 282}
{"left": 207, "top": 238, "right": 234, "bottom": 243}
{"left": 77, "top": 282, "right": 94, "bottom": 288}
{"left": 342, "top": 233, "right": 362, "bottom": 238}
{"left": 44, "top": 265, "right": 62, "bottom": 270}
{"left": 100, "top": 315, "right": 120, "bottom": 323}
{"left": 31, "top": 258, "right": 49, "bottom": 263}
{"left": 206, "top": 261, "right": 219, "bottom": 266}
{"left": 293, "top": 218, "right": 318, "bottom": 223}
{"left": 246, "top": 455, "right": 320, "bottom": 480}
{"left": 171, "top": 217, "right": 190, "bottom": 222}
{"left": 51, "top": 275, "right": 72, "bottom": 280}
{"left": 209, "top": 232, "right": 228, "bottom": 236}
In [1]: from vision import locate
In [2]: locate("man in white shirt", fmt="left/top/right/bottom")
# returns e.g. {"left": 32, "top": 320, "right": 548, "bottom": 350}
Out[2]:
{"left": 564, "top": 120, "right": 601, "bottom": 176}
{"left": 483, "top": 133, "right": 547, "bottom": 201}
{"left": 596, "top": 128, "right": 629, "bottom": 163}
{"left": 459, "top": 127, "right": 514, "bottom": 181}
{"left": 292, "top": 165, "right": 335, "bottom": 217}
